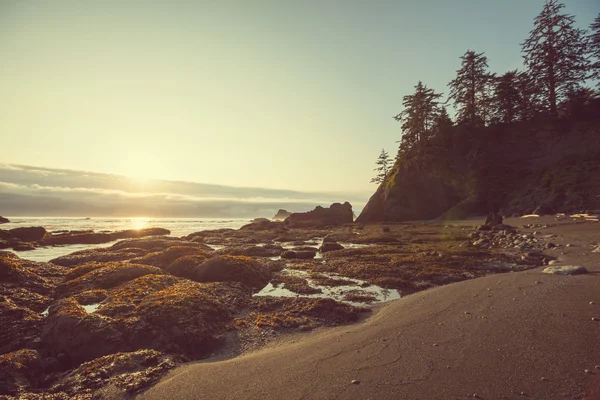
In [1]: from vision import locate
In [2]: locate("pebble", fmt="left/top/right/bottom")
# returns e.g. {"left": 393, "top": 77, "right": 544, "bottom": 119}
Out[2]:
{"left": 596, "top": 365, "right": 600, "bottom": 370}
{"left": 351, "top": 379, "right": 360, "bottom": 385}
{"left": 464, "top": 311, "right": 471, "bottom": 315}
{"left": 585, "top": 369, "right": 592, "bottom": 374}
{"left": 540, "top": 377, "right": 548, "bottom": 381}
{"left": 433, "top": 343, "right": 438, "bottom": 347}
{"left": 592, "top": 317, "right": 598, "bottom": 321}
{"left": 590, "top": 301, "right": 595, "bottom": 305}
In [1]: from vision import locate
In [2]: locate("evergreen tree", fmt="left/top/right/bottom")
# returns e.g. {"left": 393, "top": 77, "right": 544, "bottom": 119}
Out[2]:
{"left": 492, "top": 70, "right": 522, "bottom": 124}
{"left": 521, "top": 0, "right": 590, "bottom": 117}
{"left": 448, "top": 50, "right": 493, "bottom": 126}
{"left": 515, "top": 71, "right": 540, "bottom": 121}
{"left": 394, "top": 81, "right": 442, "bottom": 161}
{"left": 561, "top": 85, "right": 596, "bottom": 116}
{"left": 370, "top": 149, "right": 393, "bottom": 184}
{"left": 589, "top": 14, "right": 600, "bottom": 91}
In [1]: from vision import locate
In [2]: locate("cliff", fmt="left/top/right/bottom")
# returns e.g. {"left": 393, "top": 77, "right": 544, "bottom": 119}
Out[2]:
{"left": 358, "top": 113, "right": 600, "bottom": 223}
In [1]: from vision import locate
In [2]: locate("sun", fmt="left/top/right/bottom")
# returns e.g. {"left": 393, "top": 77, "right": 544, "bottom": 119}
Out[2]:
{"left": 130, "top": 217, "right": 149, "bottom": 230}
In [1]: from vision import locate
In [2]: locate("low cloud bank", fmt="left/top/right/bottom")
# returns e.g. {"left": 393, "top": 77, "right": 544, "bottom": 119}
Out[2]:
{"left": 0, "top": 164, "right": 368, "bottom": 218}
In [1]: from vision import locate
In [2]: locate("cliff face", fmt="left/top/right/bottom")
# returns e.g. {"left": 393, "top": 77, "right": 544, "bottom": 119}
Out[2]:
{"left": 358, "top": 116, "right": 600, "bottom": 223}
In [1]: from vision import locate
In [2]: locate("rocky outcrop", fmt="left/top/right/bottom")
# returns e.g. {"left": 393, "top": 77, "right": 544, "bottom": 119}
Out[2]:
{"left": 0, "top": 216, "right": 9, "bottom": 224}
{"left": 40, "top": 227, "right": 170, "bottom": 246}
{"left": 167, "top": 255, "right": 270, "bottom": 289}
{"left": 358, "top": 118, "right": 600, "bottom": 222}
{"left": 240, "top": 219, "right": 285, "bottom": 231}
{"left": 273, "top": 209, "right": 292, "bottom": 220}
{"left": 284, "top": 202, "right": 354, "bottom": 228}
{"left": 8, "top": 227, "right": 49, "bottom": 242}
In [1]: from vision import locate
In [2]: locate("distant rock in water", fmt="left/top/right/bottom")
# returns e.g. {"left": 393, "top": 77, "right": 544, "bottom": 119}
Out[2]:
{"left": 0, "top": 216, "right": 9, "bottom": 224}
{"left": 357, "top": 118, "right": 600, "bottom": 223}
{"left": 272, "top": 209, "right": 292, "bottom": 221}
{"left": 284, "top": 202, "right": 353, "bottom": 228}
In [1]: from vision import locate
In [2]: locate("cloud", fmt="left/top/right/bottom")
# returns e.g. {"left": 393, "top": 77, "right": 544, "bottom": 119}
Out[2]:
{"left": 0, "top": 164, "right": 369, "bottom": 217}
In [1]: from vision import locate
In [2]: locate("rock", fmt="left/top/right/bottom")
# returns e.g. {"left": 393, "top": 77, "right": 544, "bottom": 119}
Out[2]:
{"left": 542, "top": 265, "right": 588, "bottom": 275}
{"left": 55, "top": 262, "right": 167, "bottom": 298}
{"left": 0, "top": 349, "right": 44, "bottom": 395}
{"left": 41, "top": 278, "right": 247, "bottom": 365}
{"left": 12, "top": 243, "right": 36, "bottom": 251}
{"left": 110, "top": 236, "right": 196, "bottom": 252}
{"left": 284, "top": 202, "right": 353, "bottom": 228}
{"left": 0, "top": 216, "right": 9, "bottom": 224}
{"left": 351, "top": 379, "right": 360, "bottom": 385}
{"left": 240, "top": 219, "right": 285, "bottom": 231}
{"left": 273, "top": 209, "right": 292, "bottom": 221}
{"left": 319, "top": 242, "right": 345, "bottom": 253}
{"left": 280, "top": 250, "right": 316, "bottom": 260}
{"left": 49, "top": 350, "right": 183, "bottom": 398}
{"left": 382, "top": 227, "right": 391, "bottom": 233}
{"left": 216, "top": 244, "right": 283, "bottom": 258}
{"left": 484, "top": 212, "right": 503, "bottom": 227}
{"left": 50, "top": 247, "right": 147, "bottom": 267}
{"left": 8, "top": 227, "right": 48, "bottom": 242}
{"left": 0, "top": 296, "right": 44, "bottom": 354}
{"left": 167, "top": 255, "right": 270, "bottom": 289}
{"left": 40, "top": 227, "right": 170, "bottom": 246}
{"left": 0, "top": 240, "right": 9, "bottom": 250}
{"left": 131, "top": 246, "right": 212, "bottom": 269}
{"left": 492, "top": 224, "right": 516, "bottom": 232}
{"left": 478, "top": 225, "right": 492, "bottom": 231}
{"left": 546, "top": 242, "right": 557, "bottom": 249}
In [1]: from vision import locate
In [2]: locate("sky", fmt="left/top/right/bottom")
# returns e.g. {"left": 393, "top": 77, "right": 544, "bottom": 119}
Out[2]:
{"left": 1, "top": 0, "right": 599, "bottom": 199}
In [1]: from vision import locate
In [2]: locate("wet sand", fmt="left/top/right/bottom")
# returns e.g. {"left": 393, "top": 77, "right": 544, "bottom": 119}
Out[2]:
{"left": 137, "top": 216, "right": 600, "bottom": 400}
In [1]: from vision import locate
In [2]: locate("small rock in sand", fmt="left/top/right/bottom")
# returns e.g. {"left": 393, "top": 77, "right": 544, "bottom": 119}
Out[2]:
{"left": 585, "top": 369, "right": 592, "bottom": 374}
{"left": 542, "top": 265, "right": 588, "bottom": 275}
{"left": 351, "top": 379, "right": 360, "bottom": 385}
{"left": 592, "top": 317, "right": 598, "bottom": 321}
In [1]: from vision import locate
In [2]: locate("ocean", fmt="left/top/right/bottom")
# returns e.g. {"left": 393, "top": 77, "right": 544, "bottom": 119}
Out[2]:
{"left": 2, "top": 217, "right": 251, "bottom": 262}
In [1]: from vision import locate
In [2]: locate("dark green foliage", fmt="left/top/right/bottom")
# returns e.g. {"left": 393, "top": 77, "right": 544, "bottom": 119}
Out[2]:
{"left": 448, "top": 50, "right": 494, "bottom": 126}
{"left": 521, "top": 0, "right": 590, "bottom": 117}
{"left": 491, "top": 70, "right": 522, "bottom": 124}
{"left": 371, "top": 149, "right": 393, "bottom": 184}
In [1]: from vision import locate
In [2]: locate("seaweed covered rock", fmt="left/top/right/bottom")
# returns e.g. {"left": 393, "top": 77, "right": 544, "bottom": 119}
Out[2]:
{"left": 48, "top": 350, "right": 183, "bottom": 398}
{"left": 216, "top": 244, "right": 283, "bottom": 257}
{"left": 40, "top": 227, "right": 170, "bottom": 246}
{"left": 284, "top": 202, "right": 354, "bottom": 228}
{"left": 50, "top": 247, "right": 147, "bottom": 268}
{"left": 109, "top": 236, "right": 201, "bottom": 252}
{"left": 0, "top": 349, "right": 44, "bottom": 396}
{"left": 0, "top": 296, "right": 44, "bottom": 355}
{"left": 130, "top": 246, "right": 212, "bottom": 269}
{"left": 55, "top": 262, "right": 166, "bottom": 299}
{"left": 167, "top": 255, "right": 270, "bottom": 289}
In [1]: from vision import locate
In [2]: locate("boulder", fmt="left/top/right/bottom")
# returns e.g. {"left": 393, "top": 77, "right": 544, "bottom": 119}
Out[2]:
{"left": 240, "top": 219, "right": 285, "bottom": 231}
{"left": 216, "top": 244, "right": 283, "bottom": 258}
{"left": 50, "top": 247, "right": 147, "bottom": 268}
{"left": 284, "top": 202, "right": 354, "bottom": 228}
{"left": 484, "top": 212, "right": 503, "bottom": 227}
{"left": 0, "top": 240, "right": 9, "bottom": 250}
{"left": 281, "top": 250, "right": 316, "bottom": 259}
{"left": 130, "top": 246, "right": 212, "bottom": 269}
{"left": 0, "top": 216, "right": 9, "bottom": 224}
{"left": 167, "top": 255, "right": 270, "bottom": 289}
{"left": 55, "top": 262, "right": 166, "bottom": 299}
{"left": 8, "top": 227, "right": 48, "bottom": 242}
{"left": 273, "top": 209, "right": 292, "bottom": 221}
{"left": 0, "top": 296, "right": 44, "bottom": 355}
{"left": 319, "top": 242, "right": 345, "bottom": 253}
{"left": 0, "top": 349, "right": 44, "bottom": 396}
{"left": 12, "top": 243, "right": 36, "bottom": 251}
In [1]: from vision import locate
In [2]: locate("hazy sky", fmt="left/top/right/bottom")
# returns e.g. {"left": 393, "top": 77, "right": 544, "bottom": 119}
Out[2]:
{"left": 1, "top": 0, "right": 598, "bottom": 194}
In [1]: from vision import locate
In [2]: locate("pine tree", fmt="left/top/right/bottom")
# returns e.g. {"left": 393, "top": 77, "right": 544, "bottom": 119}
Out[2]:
{"left": 394, "top": 81, "right": 442, "bottom": 162}
{"left": 521, "top": 0, "right": 590, "bottom": 117}
{"left": 515, "top": 71, "right": 540, "bottom": 121}
{"left": 589, "top": 13, "right": 600, "bottom": 91}
{"left": 370, "top": 149, "right": 393, "bottom": 184}
{"left": 492, "top": 70, "right": 522, "bottom": 124}
{"left": 448, "top": 50, "right": 493, "bottom": 126}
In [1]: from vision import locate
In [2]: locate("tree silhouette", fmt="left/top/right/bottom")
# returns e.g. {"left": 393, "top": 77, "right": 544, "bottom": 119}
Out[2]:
{"left": 394, "top": 81, "right": 443, "bottom": 163}
{"left": 371, "top": 149, "right": 393, "bottom": 184}
{"left": 589, "top": 13, "right": 600, "bottom": 91}
{"left": 492, "top": 70, "right": 522, "bottom": 124}
{"left": 448, "top": 50, "right": 493, "bottom": 126}
{"left": 522, "top": 0, "right": 590, "bottom": 117}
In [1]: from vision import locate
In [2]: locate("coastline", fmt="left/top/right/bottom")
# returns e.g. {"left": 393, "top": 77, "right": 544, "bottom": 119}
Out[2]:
{"left": 139, "top": 216, "right": 600, "bottom": 400}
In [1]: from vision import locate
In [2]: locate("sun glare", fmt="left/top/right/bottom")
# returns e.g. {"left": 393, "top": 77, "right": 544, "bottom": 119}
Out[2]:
{"left": 130, "top": 217, "right": 149, "bottom": 230}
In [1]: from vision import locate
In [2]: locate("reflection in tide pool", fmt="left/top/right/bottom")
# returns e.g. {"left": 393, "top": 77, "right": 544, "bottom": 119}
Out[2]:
{"left": 254, "top": 268, "right": 401, "bottom": 306}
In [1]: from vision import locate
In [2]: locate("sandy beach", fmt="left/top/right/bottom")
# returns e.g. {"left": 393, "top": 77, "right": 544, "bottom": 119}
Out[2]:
{"left": 138, "top": 216, "right": 600, "bottom": 400}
